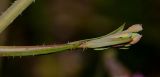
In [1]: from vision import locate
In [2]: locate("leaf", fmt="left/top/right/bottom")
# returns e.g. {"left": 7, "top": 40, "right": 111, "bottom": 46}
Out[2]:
{"left": 95, "top": 23, "right": 126, "bottom": 39}
{"left": 106, "top": 23, "right": 126, "bottom": 36}
{"left": 75, "top": 23, "right": 126, "bottom": 42}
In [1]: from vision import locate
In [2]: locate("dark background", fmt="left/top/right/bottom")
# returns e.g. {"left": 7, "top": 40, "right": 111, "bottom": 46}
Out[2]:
{"left": 0, "top": 0, "right": 160, "bottom": 77}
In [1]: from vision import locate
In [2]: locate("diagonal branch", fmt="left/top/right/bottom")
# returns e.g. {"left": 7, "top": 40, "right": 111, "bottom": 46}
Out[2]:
{"left": 0, "top": 0, "right": 34, "bottom": 33}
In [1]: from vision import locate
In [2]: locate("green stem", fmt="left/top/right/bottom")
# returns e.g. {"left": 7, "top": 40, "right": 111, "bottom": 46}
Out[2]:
{"left": 0, "top": 0, "right": 34, "bottom": 33}
{"left": 0, "top": 41, "right": 83, "bottom": 56}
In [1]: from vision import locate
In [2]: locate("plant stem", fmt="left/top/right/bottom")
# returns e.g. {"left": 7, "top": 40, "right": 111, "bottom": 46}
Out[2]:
{"left": 0, "top": 0, "right": 34, "bottom": 33}
{"left": 0, "top": 41, "right": 83, "bottom": 56}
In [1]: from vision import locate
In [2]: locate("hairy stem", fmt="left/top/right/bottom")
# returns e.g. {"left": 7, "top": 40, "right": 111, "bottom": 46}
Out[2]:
{"left": 0, "top": 41, "right": 83, "bottom": 56}
{"left": 0, "top": 0, "right": 34, "bottom": 33}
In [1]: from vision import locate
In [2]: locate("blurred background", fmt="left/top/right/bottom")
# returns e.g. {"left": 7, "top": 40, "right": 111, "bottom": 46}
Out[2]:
{"left": 0, "top": 0, "right": 160, "bottom": 77}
